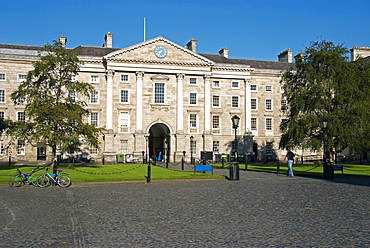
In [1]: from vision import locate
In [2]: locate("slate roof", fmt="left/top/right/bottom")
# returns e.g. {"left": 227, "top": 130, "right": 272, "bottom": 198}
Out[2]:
{"left": 200, "top": 53, "right": 294, "bottom": 71}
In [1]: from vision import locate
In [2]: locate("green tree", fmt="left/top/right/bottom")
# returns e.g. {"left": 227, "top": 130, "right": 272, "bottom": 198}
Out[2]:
{"left": 279, "top": 40, "right": 370, "bottom": 160}
{"left": 10, "top": 41, "right": 103, "bottom": 169}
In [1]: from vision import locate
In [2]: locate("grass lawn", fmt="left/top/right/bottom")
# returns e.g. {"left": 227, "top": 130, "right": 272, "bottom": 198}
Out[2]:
{"left": 0, "top": 164, "right": 223, "bottom": 184}
{"left": 212, "top": 163, "right": 370, "bottom": 177}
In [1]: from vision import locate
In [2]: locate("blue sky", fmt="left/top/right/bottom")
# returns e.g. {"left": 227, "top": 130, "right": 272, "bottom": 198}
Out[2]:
{"left": 1, "top": 0, "right": 369, "bottom": 61}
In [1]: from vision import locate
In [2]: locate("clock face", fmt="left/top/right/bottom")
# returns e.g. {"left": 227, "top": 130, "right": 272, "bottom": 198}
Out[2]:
{"left": 154, "top": 45, "right": 167, "bottom": 58}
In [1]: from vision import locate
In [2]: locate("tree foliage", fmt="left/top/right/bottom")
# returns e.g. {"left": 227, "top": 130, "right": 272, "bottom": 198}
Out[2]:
{"left": 280, "top": 40, "right": 370, "bottom": 157}
{"left": 10, "top": 41, "right": 103, "bottom": 164}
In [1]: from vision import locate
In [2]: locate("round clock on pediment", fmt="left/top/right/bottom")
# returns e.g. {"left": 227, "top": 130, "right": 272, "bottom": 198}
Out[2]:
{"left": 154, "top": 45, "right": 167, "bottom": 58}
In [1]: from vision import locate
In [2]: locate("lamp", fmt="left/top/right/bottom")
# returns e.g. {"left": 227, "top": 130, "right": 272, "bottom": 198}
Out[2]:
{"left": 190, "top": 136, "right": 194, "bottom": 164}
{"left": 231, "top": 115, "right": 240, "bottom": 162}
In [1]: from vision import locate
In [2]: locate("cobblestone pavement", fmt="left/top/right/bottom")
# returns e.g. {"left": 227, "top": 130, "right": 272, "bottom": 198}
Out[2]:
{"left": 1, "top": 169, "right": 370, "bottom": 247}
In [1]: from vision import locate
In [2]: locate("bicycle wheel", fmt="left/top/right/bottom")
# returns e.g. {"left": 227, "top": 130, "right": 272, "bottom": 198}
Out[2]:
{"left": 57, "top": 175, "right": 71, "bottom": 188}
{"left": 36, "top": 175, "right": 51, "bottom": 188}
{"left": 8, "top": 176, "right": 25, "bottom": 187}
{"left": 30, "top": 175, "right": 40, "bottom": 187}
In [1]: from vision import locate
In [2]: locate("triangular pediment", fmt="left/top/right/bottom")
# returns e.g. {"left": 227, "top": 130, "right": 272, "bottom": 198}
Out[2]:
{"left": 104, "top": 36, "right": 213, "bottom": 65}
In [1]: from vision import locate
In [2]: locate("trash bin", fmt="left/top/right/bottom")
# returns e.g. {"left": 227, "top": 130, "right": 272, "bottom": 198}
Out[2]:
{"left": 116, "top": 154, "right": 124, "bottom": 163}
{"left": 323, "top": 162, "right": 334, "bottom": 179}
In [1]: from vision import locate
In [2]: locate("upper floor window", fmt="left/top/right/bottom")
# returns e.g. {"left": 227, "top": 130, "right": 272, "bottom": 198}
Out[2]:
{"left": 120, "top": 90, "right": 129, "bottom": 103}
{"left": 17, "top": 112, "right": 25, "bottom": 121}
{"left": 189, "top": 114, "right": 197, "bottom": 128}
{"left": 90, "top": 112, "right": 99, "bottom": 126}
{"left": 266, "top": 99, "right": 272, "bottom": 111}
{"left": 251, "top": 99, "right": 257, "bottom": 110}
{"left": 232, "top": 96, "right": 239, "bottom": 108}
{"left": 231, "top": 81, "right": 239, "bottom": 89}
{"left": 0, "top": 90, "right": 5, "bottom": 103}
{"left": 90, "top": 91, "right": 99, "bottom": 104}
{"left": 189, "top": 78, "right": 197, "bottom": 85}
{"left": 212, "top": 115, "right": 220, "bottom": 129}
{"left": 70, "top": 75, "right": 77, "bottom": 81}
{"left": 250, "top": 84, "right": 257, "bottom": 91}
{"left": 154, "top": 83, "right": 165, "bottom": 104}
{"left": 119, "top": 112, "right": 130, "bottom": 133}
{"left": 281, "top": 99, "right": 288, "bottom": 111}
{"left": 266, "top": 118, "right": 272, "bottom": 131}
{"left": 18, "top": 74, "right": 27, "bottom": 82}
{"left": 266, "top": 85, "right": 272, "bottom": 92}
{"left": 0, "top": 73, "right": 5, "bottom": 81}
{"left": 120, "top": 74, "right": 129, "bottom": 82}
{"left": 189, "top": 93, "right": 197, "bottom": 105}
{"left": 68, "top": 90, "right": 76, "bottom": 101}
{"left": 212, "top": 95, "right": 220, "bottom": 107}
{"left": 90, "top": 75, "right": 99, "bottom": 83}
{"left": 213, "top": 81, "right": 220, "bottom": 88}
{"left": 251, "top": 118, "right": 257, "bottom": 130}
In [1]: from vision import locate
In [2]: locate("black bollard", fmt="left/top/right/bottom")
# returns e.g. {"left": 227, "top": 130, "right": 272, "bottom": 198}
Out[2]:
{"left": 229, "top": 165, "right": 234, "bottom": 180}
{"left": 181, "top": 157, "right": 184, "bottom": 171}
{"left": 146, "top": 162, "right": 151, "bottom": 183}
{"left": 235, "top": 164, "right": 240, "bottom": 180}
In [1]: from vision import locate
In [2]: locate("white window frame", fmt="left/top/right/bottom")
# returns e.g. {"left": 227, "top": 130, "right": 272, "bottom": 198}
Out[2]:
{"left": 90, "top": 91, "right": 99, "bottom": 104}
{"left": 281, "top": 99, "right": 288, "bottom": 112}
{"left": 0, "top": 73, "right": 5, "bottom": 81}
{"left": 231, "top": 81, "right": 240, "bottom": 89}
{"left": 120, "top": 90, "right": 129, "bottom": 104}
{"left": 90, "top": 112, "right": 99, "bottom": 126}
{"left": 68, "top": 90, "right": 77, "bottom": 101}
{"left": 17, "top": 74, "right": 27, "bottom": 82}
{"left": 0, "top": 111, "right": 5, "bottom": 121}
{"left": 251, "top": 98, "right": 258, "bottom": 110}
{"left": 251, "top": 118, "right": 257, "bottom": 130}
{"left": 250, "top": 84, "right": 257, "bottom": 92}
{"left": 212, "top": 81, "right": 220, "bottom": 88}
{"left": 265, "top": 99, "right": 273, "bottom": 111}
{"left": 17, "top": 112, "right": 25, "bottom": 121}
{"left": 119, "top": 112, "right": 130, "bottom": 133}
{"left": 153, "top": 82, "right": 166, "bottom": 104}
{"left": 90, "top": 75, "right": 99, "bottom": 84}
{"left": 266, "top": 85, "right": 273, "bottom": 92}
{"left": 0, "top": 90, "right": 5, "bottom": 103}
{"left": 89, "top": 143, "right": 98, "bottom": 155}
{"left": 120, "top": 140, "right": 128, "bottom": 154}
{"left": 212, "top": 95, "right": 220, "bottom": 108}
{"left": 189, "top": 93, "right": 197, "bottom": 105}
{"left": 189, "top": 114, "right": 198, "bottom": 128}
{"left": 120, "top": 74, "right": 129, "bottom": 83}
{"left": 213, "top": 141, "right": 220, "bottom": 153}
{"left": 212, "top": 115, "right": 220, "bottom": 129}
{"left": 231, "top": 96, "right": 239, "bottom": 108}
{"left": 17, "top": 140, "right": 26, "bottom": 155}
{"left": 265, "top": 118, "right": 273, "bottom": 132}
{"left": 189, "top": 78, "right": 197, "bottom": 85}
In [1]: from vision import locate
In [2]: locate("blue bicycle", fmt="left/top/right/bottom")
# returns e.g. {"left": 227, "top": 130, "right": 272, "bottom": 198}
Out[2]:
{"left": 8, "top": 167, "right": 41, "bottom": 187}
{"left": 36, "top": 168, "right": 71, "bottom": 188}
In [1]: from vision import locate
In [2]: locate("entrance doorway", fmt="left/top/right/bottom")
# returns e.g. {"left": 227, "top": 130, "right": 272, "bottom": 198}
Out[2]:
{"left": 148, "top": 123, "right": 171, "bottom": 162}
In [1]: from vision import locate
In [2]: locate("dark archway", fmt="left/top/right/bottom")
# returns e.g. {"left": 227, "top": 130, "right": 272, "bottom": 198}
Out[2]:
{"left": 148, "top": 123, "right": 171, "bottom": 162}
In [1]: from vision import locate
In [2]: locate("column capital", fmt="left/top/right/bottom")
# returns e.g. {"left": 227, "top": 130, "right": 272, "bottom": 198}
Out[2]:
{"left": 203, "top": 75, "right": 211, "bottom": 81}
{"left": 244, "top": 78, "right": 252, "bottom": 85}
{"left": 177, "top": 73, "right": 185, "bottom": 80}
{"left": 106, "top": 69, "right": 115, "bottom": 78}
{"left": 136, "top": 71, "right": 144, "bottom": 78}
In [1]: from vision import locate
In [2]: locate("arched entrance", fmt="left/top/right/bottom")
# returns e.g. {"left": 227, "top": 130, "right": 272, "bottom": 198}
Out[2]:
{"left": 148, "top": 123, "right": 171, "bottom": 162}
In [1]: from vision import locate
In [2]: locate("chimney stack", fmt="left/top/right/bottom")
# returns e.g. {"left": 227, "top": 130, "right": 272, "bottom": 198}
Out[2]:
{"left": 219, "top": 47, "right": 229, "bottom": 58}
{"left": 59, "top": 35, "right": 67, "bottom": 48}
{"left": 103, "top": 32, "right": 113, "bottom": 48}
{"left": 187, "top": 38, "right": 197, "bottom": 53}
{"left": 278, "top": 49, "right": 293, "bottom": 63}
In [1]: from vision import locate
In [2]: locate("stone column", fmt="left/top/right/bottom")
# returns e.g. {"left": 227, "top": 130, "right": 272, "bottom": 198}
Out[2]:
{"left": 136, "top": 72, "right": 144, "bottom": 132}
{"left": 244, "top": 79, "right": 252, "bottom": 133}
{"left": 204, "top": 76, "right": 211, "bottom": 133}
{"left": 176, "top": 74, "right": 184, "bottom": 132}
{"left": 106, "top": 69, "right": 114, "bottom": 130}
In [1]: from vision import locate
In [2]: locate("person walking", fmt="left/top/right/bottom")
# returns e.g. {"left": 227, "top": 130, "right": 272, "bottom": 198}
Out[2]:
{"left": 284, "top": 149, "right": 295, "bottom": 177}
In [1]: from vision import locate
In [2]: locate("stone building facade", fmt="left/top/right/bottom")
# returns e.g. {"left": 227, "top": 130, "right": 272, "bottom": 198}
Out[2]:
{"left": 0, "top": 33, "right": 327, "bottom": 164}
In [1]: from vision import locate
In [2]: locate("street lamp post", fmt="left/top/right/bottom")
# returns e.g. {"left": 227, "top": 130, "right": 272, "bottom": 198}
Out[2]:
{"left": 320, "top": 118, "right": 333, "bottom": 179}
{"left": 231, "top": 115, "right": 240, "bottom": 162}
{"left": 190, "top": 136, "right": 194, "bottom": 164}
